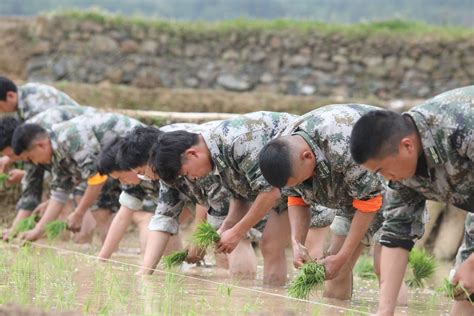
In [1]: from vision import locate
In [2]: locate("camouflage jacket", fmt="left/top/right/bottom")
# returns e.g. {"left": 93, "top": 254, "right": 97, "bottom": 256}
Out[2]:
{"left": 149, "top": 121, "right": 231, "bottom": 234}
{"left": 202, "top": 111, "right": 297, "bottom": 201}
{"left": 49, "top": 113, "right": 143, "bottom": 202}
{"left": 382, "top": 86, "right": 474, "bottom": 243}
{"left": 120, "top": 180, "right": 160, "bottom": 211}
{"left": 16, "top": 106, "right": 98, "bottom": 211}
{"left": 282, "top": 104, "right": 384, "bottom": 215}
{"left": 16, "top": 83, "right": 79, "bottom": 122}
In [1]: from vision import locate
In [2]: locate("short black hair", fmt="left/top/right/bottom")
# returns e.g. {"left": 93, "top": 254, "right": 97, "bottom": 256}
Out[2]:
{"left": 97, "top": 137, "right": 123, "bottom": 175}
{"left": 149, "top": 130, "right": 199, "bottom": 183}
{"left": 117, "top": 126, "right": 164, "bottom": 170}
{"left": 350, "top": 110, "right": 416, "bottom": 164}
{"left": 11, "top": 123, "right": 48, "bottom": 155}
{"left": 0, "top": 76, "right": 18, "bottom": 101}
{"left": 0, "top": 116, "right": 20, "bottom": 151}
{"left": 258, "top": 138, "right": 292, "bottom": 188}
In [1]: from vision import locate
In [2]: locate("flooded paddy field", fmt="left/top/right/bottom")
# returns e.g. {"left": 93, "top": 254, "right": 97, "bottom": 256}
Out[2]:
{"left": 0, "top": 237, "right": 454, "bottom": 316}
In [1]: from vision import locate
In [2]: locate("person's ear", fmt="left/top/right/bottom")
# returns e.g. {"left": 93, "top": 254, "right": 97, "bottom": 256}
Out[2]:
{"left": 302, "top": 150, "right": 313, "bottom": 161}
{"left": 400, "top": 137, "right": 416, "bottom": 155}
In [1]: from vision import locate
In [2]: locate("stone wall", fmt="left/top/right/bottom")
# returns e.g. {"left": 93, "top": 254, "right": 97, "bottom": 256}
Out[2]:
{"left": 26, "top": 15, "right": 474, "bottom": 100}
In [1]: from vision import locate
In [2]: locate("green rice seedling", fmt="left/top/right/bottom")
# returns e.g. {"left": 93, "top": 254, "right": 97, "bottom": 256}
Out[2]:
{"left": 9, "top": 215, "right": 38, "bottom": 240}
{"left": 354, "top": 255, "right": 377, "bottom": 279}
{"left": 162, "top": 250, "right": 188, "bottom": 269}
{"left": 45, "top": 220, "right": 67, "bottom": 240}
{"left": 406, "top": 247, "right": 436, "bottom": 288}
{"left": 191, "top": 221, "right": 220, "bottom": 248}
{"left": 288, "top": 262, "right": 326, "bottom": 299}
{"left": 439, "top": 278, "right": 473, "bottom": 303}
{"left": 0, "top": 173, "right": 8, "bottom": 187}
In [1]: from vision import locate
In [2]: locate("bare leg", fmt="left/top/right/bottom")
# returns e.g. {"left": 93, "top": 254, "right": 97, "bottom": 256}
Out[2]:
{"left": 306, "top": 226, "right": 330, "bottom": 260}
{"left": 98, "top": 206, "right": 133, "bottom": 260}
{"left": 73, "top": 210, "right": 96, "bottom": 244}
{"left": 323, "top": 234, "right": 365, "bottom": 300}
{"left": 260, "top": 210, "right": 291, "bottom": 286}
{"left": 132, "top": 211, "right": 153, "bottom": 255}
{"left": 450, "top": 300, "right": 474, "bottom": 316}
{"left": 162, "top": 233, "right": 183, "bottom": 256}
{"left": 92, "top": 208, "right": 114, "bottom": 242}
{"left": 373, "top": 244, "right": 408, "bottom": 306}
{"left": 227, "top": 239, "right": 257, "bottom": 279}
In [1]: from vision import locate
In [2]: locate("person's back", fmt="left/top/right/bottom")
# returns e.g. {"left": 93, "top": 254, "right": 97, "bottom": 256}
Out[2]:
{"left": 17, "top": 82, "right": 79, "bottom": 121}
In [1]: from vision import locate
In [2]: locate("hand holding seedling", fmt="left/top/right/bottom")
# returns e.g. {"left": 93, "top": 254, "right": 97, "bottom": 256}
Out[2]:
{"left": 319, "top": 254, "right": 346, "bottom": 280}
{"left": 292, "top": 241, "right": 312, "bottom": 268}
{"left": 216, "top": 227, "right": 244, "bottom": 253}
{"left": 67, "top": 211, "right": 83, "bottom": 232}
{"left": 19, "top": 228, "right": 42, "bottom": 242}
{"left": 7, "top": 169, "right": 25, "bottom": 185}
{"left": 451, "top": 255, "right": 474, "bottom": 299}
{"left": 185, "top": 244, "right": 206, "bottom": 264}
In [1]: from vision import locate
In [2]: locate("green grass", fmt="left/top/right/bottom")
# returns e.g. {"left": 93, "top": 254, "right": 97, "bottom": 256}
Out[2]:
{"left": 52, "top": 10, "right": 473, "bottom": 39}
{"left": 406, "top": 248, "right": 437, "bottom": 288}
{"left": 0, "top": 173, "right": 8, "bottom": 187}
{"left": 162, "top": 250, "right": 188, "bottom": 269}
{"left": 191, "top": 222, "right": 220, "bottom": 249}
{"left": 439, "top": 278, "right": 473, "bottom": 303}
{"left": 287, "top": 262, "right": 326, "bottom": 299}
{"left": 44, "top": 220, "right": 68, "bottom": 240}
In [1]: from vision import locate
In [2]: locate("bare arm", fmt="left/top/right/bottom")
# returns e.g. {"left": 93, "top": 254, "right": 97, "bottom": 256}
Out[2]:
{"left": 138, "top": 230, "right": 172, "bottom": 275}
{"left": 19, "top": 199, "right": 65, "bottom": 241}
{"left": 67, "top": 182, "right": 105, "bottom": 231}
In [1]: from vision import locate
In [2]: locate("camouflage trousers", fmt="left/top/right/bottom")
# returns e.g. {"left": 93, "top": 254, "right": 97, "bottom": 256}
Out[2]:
{"left": 90, "top": 178, "right": 121, "bottom": 213}
{"left": 330, "top": 210, "right": 385, "bottom": 246}
{"left": 455, "top": 212, "right": 474, "bottom": 266}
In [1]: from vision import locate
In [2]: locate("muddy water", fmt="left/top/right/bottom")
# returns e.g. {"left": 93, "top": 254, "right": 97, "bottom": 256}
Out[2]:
{"left": 0, "top": 240, "right": 456, "bottom": 316}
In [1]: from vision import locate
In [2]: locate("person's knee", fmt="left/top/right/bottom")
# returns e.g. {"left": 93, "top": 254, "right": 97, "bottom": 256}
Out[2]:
{"left": 260, "top": 237, "right": 285, "bottom": 258}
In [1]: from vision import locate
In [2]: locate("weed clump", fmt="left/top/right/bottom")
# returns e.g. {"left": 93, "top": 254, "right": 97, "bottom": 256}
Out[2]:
{"left": 354, "top": 255, "right": 377, "bottom": 279}
{"left": 45, "top": 220, "right": 68, "bottom": 240}
{"left": 288, "top": 262, "right": 326, "bottom": 299}
{"left": 162, "top": 250, "right": 188, "bottom": 269}
{"left": 406, "top": 247, "right": 436, "bottom": 288}
{"left": 192, "top": 222, "right": 220, "bottom": 248}
{"left": 0, "top": 173, "right": 8, "bottom": 187}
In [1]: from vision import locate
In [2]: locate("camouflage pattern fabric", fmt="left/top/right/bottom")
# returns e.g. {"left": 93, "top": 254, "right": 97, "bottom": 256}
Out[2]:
{"left": 48, "top": 112, "right": 143, "bottom": 204}
{"left": 380, "top": 86, "right": 474, "bottom": 258}
{"left": 16, "top": 106, "right": 98, "bottom": 211}
{"left": 16, "top": 83, "right": 79, "bottom": 122}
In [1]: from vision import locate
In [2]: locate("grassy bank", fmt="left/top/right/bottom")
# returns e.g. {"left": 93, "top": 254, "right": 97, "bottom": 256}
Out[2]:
{"left": 55, "top": 10, "right": 473, "bottom": 39}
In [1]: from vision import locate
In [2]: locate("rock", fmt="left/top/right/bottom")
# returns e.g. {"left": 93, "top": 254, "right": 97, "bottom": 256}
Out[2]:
{"left": 222, "top": 50, "right": 240, "bottom": 61}
{"left": 300, "top": 84, "right": 315, "bottom": 95}
{"left": 184, "top": 77, "right": 199, "bottom": 88}
{"left": 217, "top": 74, "right": 252, "bottom": 91}
{"left": 289, "top": 55, "right": 310, "bottom": 67}
{"left": 270, "top": 36, "right": 282, "bottom": 49}
{"left": 132, "top": 67, "right": 162, "bottom": 88}
{"left": 32, "top": 41, "right": 51, "bottom": 55}
{"left": 52, "top": 57, "right": 77, "bottom": 80}
{"left": 400, "top": 57, "right": 416, "bottom": 68}
{"left": 417, "top": 56, "right": 438, "bottom": 72}
{"left": 105, "top": 68, "right": 124, "bottom": 84}
{"left": 250, "top": 51, "right": 266, "bottom": 63}
{"left": 363, "top": 56, "right": 383, "bottom": 67}
{"left": 311, "top": 60, "right": 336, "bottom": 71}
{"left": 80, "top": 21, "right": 103, "bottom": 33}
{"left": 120, "top": 40, "right": 139, "bottom": 53}
{"left": 89, "top": 35, "right": 118, "bottom": 53}
{"left": 432, "top": 205, "right": 467, "bottom": 260}
{"left": 140, "top": 40, "right": 158, "bottom": 55}
{"left": 260, "top": 73, "right": 274, "bottom": 83}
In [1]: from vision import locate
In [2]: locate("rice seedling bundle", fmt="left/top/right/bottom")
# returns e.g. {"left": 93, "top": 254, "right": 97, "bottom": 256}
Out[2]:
{"left": 191, "top": 222, "right": 220, "bottom": 248}
{"left": 163, "top": 250, "right": 188, "bottom": 269}
{"left": 406, "top": 247, "right": 436, "bottom": 288}
{"left": 287, "top": 262, "right": 326, "bottom": 299}
{"left": 45, "top": 220, "right": 68, "bottom": 240}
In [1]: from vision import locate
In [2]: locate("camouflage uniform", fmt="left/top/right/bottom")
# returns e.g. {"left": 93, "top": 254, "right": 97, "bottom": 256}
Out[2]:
{"left": 48, "top": 112, "right": 143, "bottom": 212}
{"left": 379, "top": 86, "right": 474, "bottom": 265}
{"left": 149, "top": 122, "right": 232, "bottom": 234}
{"left": 16, "top": 83, "right": 79, "bottom": 122}
{"left": 120, "top": 180, "right": 159, "bottom": 213}
{"left": 309, "top": 205, "right": 336, "bottom": 228}
{"left": 202, "top": 111, "right": 296, "bottom": 208}
{"left": 281, "top": 104, "right": 385, "bottom": 242}
{"left": 16, "top": 106, "right": 98, "bottom": 211}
